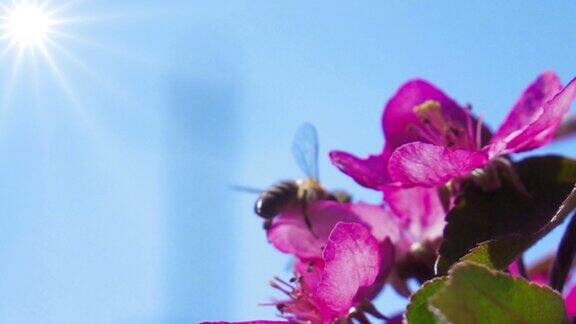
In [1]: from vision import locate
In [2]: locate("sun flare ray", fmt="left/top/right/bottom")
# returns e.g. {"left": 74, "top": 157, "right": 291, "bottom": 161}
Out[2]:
{"left": 0, "top": 0, "right": 138, "bottom": 136}
{"left": 0, "top": 0, "right": 89, "bottom": 106}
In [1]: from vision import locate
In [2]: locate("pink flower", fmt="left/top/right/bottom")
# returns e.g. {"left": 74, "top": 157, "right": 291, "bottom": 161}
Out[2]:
{"left": 266, "top": 192, "right": 444, "bottom": 259}
{"left": 565, "top": 287, "right": 576, "bottom": 317}
{"left": 382, "top": 187, "right": 447, "bottom": 295}
{"left": 266, "top": 190, "right": 446, "bottom": 297}
{"left": 266, "top": 201, "right": 401, "bottom": 260}
{"left": 330, "top": 71, "right": 576, "bottom": 189}
{"left": 383, "top": 187, "right": 446, "bottom": 252}
{"left": 202, "top": 220, "right": 394, "bottom": 323}
{"left": 269, "top": 222, "right": 394, "bottom": 323}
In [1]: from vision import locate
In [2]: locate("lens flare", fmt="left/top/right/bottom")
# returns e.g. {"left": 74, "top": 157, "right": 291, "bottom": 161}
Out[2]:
{"left": 5, "top": 5, "right": 52, "bottom": 46}
{"left": 1, "top": 1, "right": 54, "bottom": 49}
{"left": 0, "top": 1, "right": 77, "bottom": 113}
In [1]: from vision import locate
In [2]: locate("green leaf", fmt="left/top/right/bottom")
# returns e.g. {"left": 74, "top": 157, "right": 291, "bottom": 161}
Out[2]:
{"left": 430, "top": 262, "right": 567, "bottom": 324}
{"left": 437, "top": 156, "right": 576, "bottom": 274}
{"left": 462, "top": 184, "right": 576, "bottom": 271}
{"left": 460, "top": 234, "right": 533, "bottom": 270}
{"left": 405, "top": 277, "right": 447, "bottom": 324}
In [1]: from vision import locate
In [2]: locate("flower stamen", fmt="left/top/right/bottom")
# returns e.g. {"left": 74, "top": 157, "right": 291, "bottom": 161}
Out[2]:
{"left": 266, "top": 275, "right": 325, "bottom": 322}
{"left": 269, "top": 278, "right": 294, "bottom": 297}
{"left": 413, "top": 100, "right": 478, "bottom": 150}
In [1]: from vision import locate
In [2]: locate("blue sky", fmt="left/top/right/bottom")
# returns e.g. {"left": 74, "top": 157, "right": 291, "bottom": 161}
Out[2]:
{"left": 0, "top": 0, "right": 574, "bottom": 323}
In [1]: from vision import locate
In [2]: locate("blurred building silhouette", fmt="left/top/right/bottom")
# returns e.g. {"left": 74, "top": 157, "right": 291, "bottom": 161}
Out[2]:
{"left": 162, "top": 30, "right": 239, "bottom": 322}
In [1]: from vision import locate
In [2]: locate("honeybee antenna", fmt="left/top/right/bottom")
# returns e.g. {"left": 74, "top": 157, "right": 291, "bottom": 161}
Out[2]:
{"left": 229, "top": 184, "right": 263, "bottom": 194}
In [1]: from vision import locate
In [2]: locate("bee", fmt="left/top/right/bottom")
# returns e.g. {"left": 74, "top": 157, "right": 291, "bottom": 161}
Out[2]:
{"left": 254, "top": 123, "right": 351, "bottom": 231}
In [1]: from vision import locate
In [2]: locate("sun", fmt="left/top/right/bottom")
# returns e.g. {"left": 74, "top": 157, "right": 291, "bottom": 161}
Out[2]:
{"left": 2, "top": 3, "right": 53, "bottom": 47}
{"left": 0, "top": 1, "right": 55, "bottom": 49}
{"left": 0, "top": 0, "right": 113, "bottom": 115}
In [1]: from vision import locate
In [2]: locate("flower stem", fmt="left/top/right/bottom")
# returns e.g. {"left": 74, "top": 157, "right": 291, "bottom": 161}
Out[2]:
{"left": 555, "top": 115, "right": 576, "bottom": 140}
{"left": 549, "top": 212, "right": 576, "bottom": 292}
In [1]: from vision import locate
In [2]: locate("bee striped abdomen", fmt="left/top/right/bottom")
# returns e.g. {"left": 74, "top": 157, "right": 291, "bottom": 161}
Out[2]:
{"left": 255, "top": 180, "right": 299, "bottom": 219}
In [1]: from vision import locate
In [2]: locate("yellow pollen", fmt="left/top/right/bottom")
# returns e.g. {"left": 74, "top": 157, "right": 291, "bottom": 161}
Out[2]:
{"left": 414, "top": 100, "right": 444, "bottom": 124}
{"left": 412, "top": 100, "right": 473, "bottom": 149}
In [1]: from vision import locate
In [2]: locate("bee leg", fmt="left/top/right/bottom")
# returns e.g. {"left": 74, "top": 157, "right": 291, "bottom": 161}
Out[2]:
{"left": 301, "top": 191, "right": 319, "bottom": 239}
{"left": 302, "top": 205, "right": 319, "bottom": 239}
{"left": 262, "top": 219, "right": 272, "bottom": 231}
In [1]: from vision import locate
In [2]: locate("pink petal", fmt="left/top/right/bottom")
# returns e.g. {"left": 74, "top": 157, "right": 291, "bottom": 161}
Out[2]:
{"left": 509, "top": 255, "right": 556, "bottom": 285}
{"left": 329, "top": 150, "right": 391, "bottom": 189}
{"left": 491, "top": 72, "right": 562, "bottom": 143}
{"left": 295, "top": 259, "right": 325, "bottom": 292}
{"left": 508, "top": 261, "right": 522, "bottom": 277}
{"left": 507, "top": 261, "right": 548, "bottom": 285}
{"left": 330, "top": 79, "right": 484, "bottom": 191}
{"left": 382, "top": 79, "right": 472, "bottom": 150}
{"left": 314, "top": 222, "right": 393, "bottom": 315}
{"left": 566, "top": 285, "right": 576, "bottom": 317}
{"left": 383, "top": 186, "right": 446, "bottom": 245}
{"left": 364, "top": 238, "right": 395, "bottom": 301}
{"left": 488, "top": 74, "right": 576, "bottom": 156}
{"left": 267, "top": 201, "right": 400, "bottom": 260}
{"left": 388, "top": 142, "right": 488, "bottom": 187}
{"left": 350, "top": 202, "right": 401, "bottom": 244}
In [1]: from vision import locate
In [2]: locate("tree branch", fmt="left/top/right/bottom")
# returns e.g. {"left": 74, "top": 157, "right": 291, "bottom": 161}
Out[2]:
{"left": 549, "top": 211, "right": 576, "bottom": 291}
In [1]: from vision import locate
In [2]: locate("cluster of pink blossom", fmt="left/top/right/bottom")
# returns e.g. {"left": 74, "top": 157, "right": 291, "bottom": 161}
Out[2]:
{"left": 205, "top": 71, "right": 576, "bottom": 323}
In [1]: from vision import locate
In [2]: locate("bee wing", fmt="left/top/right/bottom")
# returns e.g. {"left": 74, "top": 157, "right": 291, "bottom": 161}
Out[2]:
{"left": 291, "top": 122, "right": 320, "bottom": 180}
